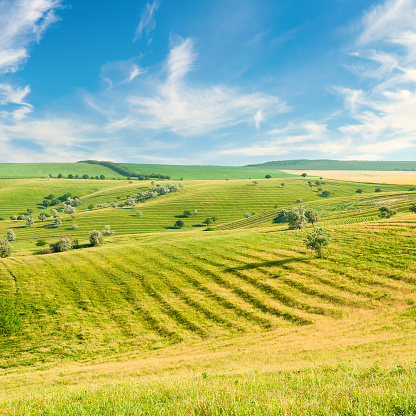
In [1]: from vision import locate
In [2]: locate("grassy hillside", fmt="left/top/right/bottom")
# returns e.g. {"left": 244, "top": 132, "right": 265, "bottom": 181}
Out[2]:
{"left": 0, "top": 177, "right": 412, "bottom": 250}
{"left": 249, "top": 159, "right": 416, "bottom": 171}
{"left": 1, "top": 174, "right": 416, "bottom": 414}
{"left": 122, "top": 163, "right": 293, "bottom": 180}
{"left": 0, "top": 163, "right": 126, "bottom": 179}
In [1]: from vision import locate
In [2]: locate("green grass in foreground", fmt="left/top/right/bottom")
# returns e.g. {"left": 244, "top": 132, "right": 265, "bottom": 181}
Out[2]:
{"left": 2, "top": 365, "right": 416, "bottom": 415}
{"left": 122, "top": 163, "right": 294, "bottom": 180}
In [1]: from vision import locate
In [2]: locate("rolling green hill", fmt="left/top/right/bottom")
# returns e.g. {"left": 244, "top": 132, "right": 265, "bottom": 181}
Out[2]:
{"left": 0, "top": 163, "right": 126, "bottom": 179}
{"left": 0, "top": 177, "right": 412, "bottom": 250}
{"left": 249, "top": 159, "right": 416, "bottom": 171}
{"left": 122, "top": 163, "right": 293, "bottom": 180}
{"left": 1, "top": 173, "right": 416, "bottom": 414}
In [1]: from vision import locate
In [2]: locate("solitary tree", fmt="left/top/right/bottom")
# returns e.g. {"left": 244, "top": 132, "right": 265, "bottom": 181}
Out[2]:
{"left": 301, "top": 173, "right": 307, "bottom": 177}
{"left": 321, "top": 190, "right": 331, "bottom": 197}
{"left": 26, "top": 216, "right": 34, "bottom": 227}
{"left": 252, "top": 181, "right": 259, "bottom": 186}
{"left": 281, "top": 183, "right": 285, "bottom": 187}
{"left": 36, "top": 239, "right": 48, "bottom": 247}
{"left": 136, "top": 210, "right": 143, "bottom": 217}
{"left": 89, "top": 230, "right": 103, "bottom": 246}
{"left": 46, "top": 174, "right": 50, "bottom": 180}
{"left": 305, "top": 208, "right": 319, "bottom": 226}
{"left": 287, "top": 206, "right": 307, "bottom": 229}
{"left": 110, "top": 201, "right": 117, "bottom": 208}
{"left": 0, "top": 237, "right": 13, "bottom": 257}
{"left": 7, "top": 229, "right": 16, "bottom": 241}
{"left": 174, "top": 220, "right": 185, "bottom": 229}
{"left": 51, "top": 208, "right": 58, "bottom": 216}
{"left": 265, "top": 174, "right": 271, "bottom": 179}
{"left": 71, "top": 224, "right": 79, "bottom": 230}
{"left": 304, "top": 226, "right": 331, "bottom": 258}
{"left": 375, "top": 188, "right": 382, "bottom": 193}
{"left": 356, "top": 189, "right": 363, "bottom": 194}
{"left": 183, "top": 210, "right": 192, "bottom": 217}
{"left": 244, "top": 212, "right": 251, "bottom": 218}
{"left": 54, "top": 216, "right": 62, "bottom": 228}
{"left": 379, "top": 206, "right": 396, "bottom": 218}
{"left": 38, "top": 213, "right": 47, "bottom": 222}
{"left": 409, "top": 203, "right": 416, "bottom": 213}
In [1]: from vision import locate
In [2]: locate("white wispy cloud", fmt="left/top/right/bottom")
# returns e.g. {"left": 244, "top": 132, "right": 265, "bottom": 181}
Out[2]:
{"left": 0, "top": 0, "right": 63, "bottom": 122}
{"left": 336, "top": 0, "right": 416, "bottom": 157}
{"left": 93, "top": 37, "right": 288, "bottom": 136}
{"left": 0, "top": 0, "right": 62, "bottom": 73}
{"left": 101, "top": 37, "right": 287, "bottom": 136}
{"left": 134, "top": 0, "right": 161, "bottom": 43}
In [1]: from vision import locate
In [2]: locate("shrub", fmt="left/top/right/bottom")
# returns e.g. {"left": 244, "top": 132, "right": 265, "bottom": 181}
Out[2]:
{"left": 36, "top": 239, "right": 48, "bottom": 247}
{"left": 64, "top": 205, "right": 75, "bottom": 214}
{"left": 51, "top": 209, "right": 58, "bottom": 216}
{"left": 356, "top": 189, "right": 363, "bottom": 194}
{"left": 281, "top": 183, "right": 285, "bottom": 187}
{"left": 183, "top": 210, "right": 192, "bottom": 217}
{"left": 410, "top": 203, "right": 416, "bottom": 213}
{"left": 375, "top": 188, "right": 382, "bottom": 193}
{"left": 301, "top": 173, "right": 307, "bottom": 177}
{"left": 7, "top": 229, "right": 16, "bottom": 241}
{"left": 0, "top": 236, "right": 13, "bottom": 258}
{"left": 296, "top": 198, "right": 303, "bottom": 204}
{"left": 50, "top": 237, "right": 72, "bottom": 252}
{"left": 274, "top": 209, "right": 288, "bottom": 223}
{"left": 54, "top": 216, "right": 62, "bottom": 228}
{"left": 88, "top": 204, "right": 94, "bottom": 210}
{"left": 243, "top": 212, "right": 251, "bottom": 218}
{"left": 174, "top": 220, "right": 185, "bottom": 229}
{"left": 252, "top": 181, "right": 259, "bottom": 186}
{"left": 321, "top": 190, "right": 331, "bottom": 197}
{"left": 71, "top": 224, "right": 78, "bottom": 230}
{"left": 265, "top": 174, "right": 271, "bottom": 179}
{"left": 17, "top": 215, "right": 25, "bottom": 220}
{"left": 26, "top": 216, "right": 34, "bottom": 227}
{"left": 110, "top": 201, "right": 117, "bottom": 208}
{"left": 89, "top": 230, "right": 103, "bottom": 246}
{"left": 304, "top": 226, "right": 331, "bottom": 258}
{"left": 102, "top": 225, "right": 114, "bottom": 236}
{"left": 136, "top": 211, "right": 143, "bottom": 217}
{"left": 10, "top": 215, "right": 17, "bottom": 220}
{"left": 0, "top": 298, "right": 21, "bottom": 335}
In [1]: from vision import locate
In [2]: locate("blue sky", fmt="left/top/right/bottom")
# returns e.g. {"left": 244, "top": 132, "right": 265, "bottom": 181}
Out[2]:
{"left": 1, "top": 0, "right": 416, "bottom": 164}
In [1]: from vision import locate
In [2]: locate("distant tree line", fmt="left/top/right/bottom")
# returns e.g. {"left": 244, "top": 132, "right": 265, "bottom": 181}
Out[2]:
{"left": 78, "top": 160, "right": 170, "bottom": 180}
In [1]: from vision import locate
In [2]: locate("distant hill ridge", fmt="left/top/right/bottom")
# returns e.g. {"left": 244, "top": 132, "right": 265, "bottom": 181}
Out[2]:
{"left": 78, "top": 160, "right": 170, "bottom": 180}
{"left": 247, "top": 159, "right": 416, "bottom": 171}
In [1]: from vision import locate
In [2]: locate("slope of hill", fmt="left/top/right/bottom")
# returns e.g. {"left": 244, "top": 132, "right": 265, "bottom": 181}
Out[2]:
{"left": 122, "top": 163, "right": 293, "bottom": 180}
{"left": 1, "top": 174, "right": 416, "bottom": 414}
{"left": 0, "top": 163, "right": 126, "bottom": 179}
{"left": 249, "top": 159, "right": 416, "bottom": 171}
{"left": 0, "top": 177, "right": 412, "bottom": 250}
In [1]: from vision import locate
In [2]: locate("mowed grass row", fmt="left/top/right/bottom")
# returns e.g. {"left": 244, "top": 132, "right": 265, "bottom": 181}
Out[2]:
{"left": 0, "top": 163, "right": 126, "bottom": 179}
{"left": 0, "top": 215, "right": 415, "bottom": 368}
{"left": 0, "top": 178, "right": 412, "bottom": 248}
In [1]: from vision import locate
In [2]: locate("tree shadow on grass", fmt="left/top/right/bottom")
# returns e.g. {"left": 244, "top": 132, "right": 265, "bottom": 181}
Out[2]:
{"left": 224, "top": 257, "right": 308, "bottom": 272}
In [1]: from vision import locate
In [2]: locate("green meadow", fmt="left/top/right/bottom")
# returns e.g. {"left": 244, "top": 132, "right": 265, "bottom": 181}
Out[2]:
{"left": 0, "top": 172, "right": 416, "bottom": 414}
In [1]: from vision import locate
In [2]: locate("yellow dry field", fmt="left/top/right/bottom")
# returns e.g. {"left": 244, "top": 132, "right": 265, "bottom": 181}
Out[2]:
{"left": 282, "top": 170, "right": 416, "bottom": 185}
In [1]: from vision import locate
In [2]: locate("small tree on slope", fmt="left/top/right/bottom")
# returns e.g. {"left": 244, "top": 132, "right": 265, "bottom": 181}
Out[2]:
{"left": 304, "top": 227, "right": 331, "bottom": 258}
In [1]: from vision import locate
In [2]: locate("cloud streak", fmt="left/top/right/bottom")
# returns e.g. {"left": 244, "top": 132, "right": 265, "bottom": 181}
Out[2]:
{"left": 134, "top": 0, "right": 161, "bottom": 43}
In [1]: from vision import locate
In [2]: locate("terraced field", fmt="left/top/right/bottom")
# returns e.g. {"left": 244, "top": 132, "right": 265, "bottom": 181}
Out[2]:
{"left": 1, "top": 175, "right": 416, "bottom": 414}
{"left": 0, "top": 177, "right": 412, "bottom": 251}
